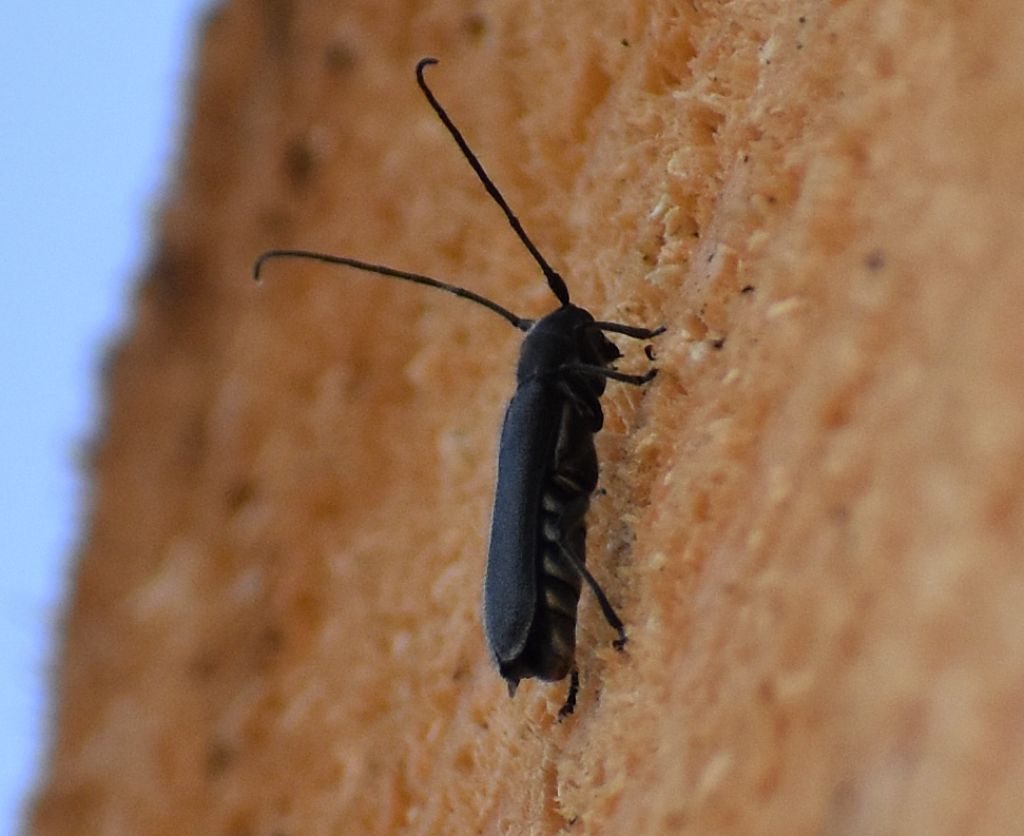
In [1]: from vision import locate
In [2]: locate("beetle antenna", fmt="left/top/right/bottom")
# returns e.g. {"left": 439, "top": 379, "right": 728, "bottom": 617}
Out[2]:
{"left": 416, "top": 57, "right": 572, "bottom": 308}
{"left": 254, "top": 249, "right": 532, "bottom": 331}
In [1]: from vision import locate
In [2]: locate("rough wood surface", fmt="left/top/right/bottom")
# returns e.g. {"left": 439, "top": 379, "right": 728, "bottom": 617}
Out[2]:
{"left": 32, "top": 1, "right": 1024, "bottom": 833}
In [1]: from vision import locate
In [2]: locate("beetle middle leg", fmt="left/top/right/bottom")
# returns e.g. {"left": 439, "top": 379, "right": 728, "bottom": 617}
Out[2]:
{"left": 556, "top": 538, "right": 628, "bottom": 650}
{"left": 546, "top": 462, "right": 629, "bottom": 651}
{"left": 561, "top": 363, "right": 658, "bottom": 386}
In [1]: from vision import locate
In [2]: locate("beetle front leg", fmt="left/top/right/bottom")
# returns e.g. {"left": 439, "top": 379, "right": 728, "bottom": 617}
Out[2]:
{"left": 590, "top": 321, "right": 667, "bottom": 340}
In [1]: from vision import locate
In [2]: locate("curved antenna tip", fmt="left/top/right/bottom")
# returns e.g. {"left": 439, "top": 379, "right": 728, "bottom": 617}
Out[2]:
{"left": 252, "top": 254, "right": 266, "bottom": 283}
{"left": 416, "top": 57, "right": 439, "bottom": 77}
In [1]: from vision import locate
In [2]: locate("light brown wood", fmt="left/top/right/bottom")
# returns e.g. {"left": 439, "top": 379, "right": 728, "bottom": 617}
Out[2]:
{"left": 32, "top": 1, "right": 1024, "bottom": 833}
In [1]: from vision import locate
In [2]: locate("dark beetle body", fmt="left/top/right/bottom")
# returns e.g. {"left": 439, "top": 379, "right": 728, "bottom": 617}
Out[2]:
{"left": 254, "top": 58, "right": 661, "bottom": 716}
{"left": 485, "top": 305, "right": 620, "bottom": 693}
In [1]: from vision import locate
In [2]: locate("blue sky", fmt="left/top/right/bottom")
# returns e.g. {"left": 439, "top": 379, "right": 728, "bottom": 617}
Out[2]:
{"left": 0, "top": 3, "right": 209, "bottom": 830}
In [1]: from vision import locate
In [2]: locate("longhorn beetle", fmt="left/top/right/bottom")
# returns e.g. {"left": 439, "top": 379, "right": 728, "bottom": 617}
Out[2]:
{"left": 254, "top": 58, "right": 664, "bottom": 717}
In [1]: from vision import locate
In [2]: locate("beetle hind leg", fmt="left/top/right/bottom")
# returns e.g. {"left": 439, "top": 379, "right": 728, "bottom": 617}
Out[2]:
{"left": 557, "top": 668, "right": 580, "bottom": 720}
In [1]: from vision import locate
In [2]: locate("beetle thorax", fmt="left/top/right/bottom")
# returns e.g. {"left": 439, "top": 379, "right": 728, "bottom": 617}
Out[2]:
{"left": 515, "top": 304, "right": 619, "bottom": 385}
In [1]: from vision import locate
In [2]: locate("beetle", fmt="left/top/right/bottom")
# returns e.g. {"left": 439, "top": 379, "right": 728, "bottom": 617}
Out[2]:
{"left": 254, "top": 57, "right": 664, "bottom": 717}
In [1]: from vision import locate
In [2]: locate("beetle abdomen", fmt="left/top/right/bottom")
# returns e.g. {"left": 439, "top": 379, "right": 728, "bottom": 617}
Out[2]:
{"left": 496, "top": 399, "right": 599, "bottom": 688}
{"left": 531, "top": 482, "right": 588, "bottom": 680}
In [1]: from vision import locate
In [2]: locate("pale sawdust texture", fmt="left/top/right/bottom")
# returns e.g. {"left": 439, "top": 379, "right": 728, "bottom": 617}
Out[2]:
{"left": 30, "top": 1, "right": 1024, "bottom": 834}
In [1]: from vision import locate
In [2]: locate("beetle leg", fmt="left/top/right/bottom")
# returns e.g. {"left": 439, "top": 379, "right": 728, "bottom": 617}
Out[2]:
{"left": 556, "top": 539, "right": 628, "bottom": 651}
{"left": 554, "top": 378, "right": 603, "bottom": 429}
{"left": 589, "top": 321, "right": 666, "bottom": 339}
{"left": 557, "top": 668, "right": 580, "bottom": 720}
{"left": 561, "top": 363, "right": 658, "bottom": 387}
